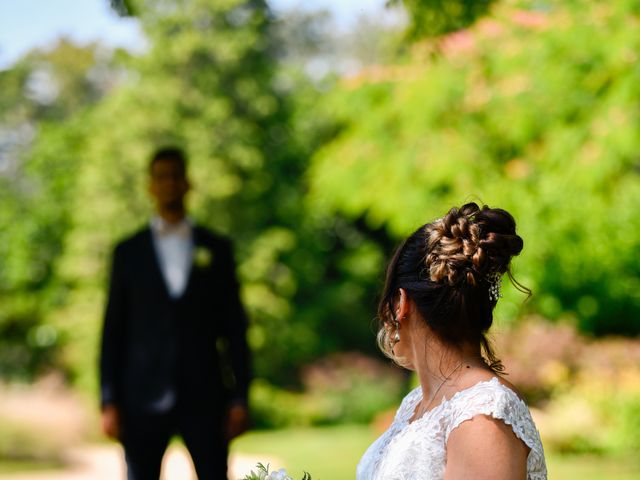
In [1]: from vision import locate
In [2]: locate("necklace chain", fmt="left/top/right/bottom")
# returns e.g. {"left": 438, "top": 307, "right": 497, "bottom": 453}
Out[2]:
{"left": 415, "top": 359, "right": 466, "bottom": 419}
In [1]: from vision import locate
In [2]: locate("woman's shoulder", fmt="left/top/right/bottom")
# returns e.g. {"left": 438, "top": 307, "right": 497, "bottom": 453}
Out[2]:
{"left": 450, "top": 370, "right": 524, "bottom": 400}
{"left": 446, "top": 377, "right": 527, "bottom": 422}
{"left": 444, "top": 376, "right": 547, "bottom": 476}
{"left": 444, "top": 377, "right": 540, "bottom": 448}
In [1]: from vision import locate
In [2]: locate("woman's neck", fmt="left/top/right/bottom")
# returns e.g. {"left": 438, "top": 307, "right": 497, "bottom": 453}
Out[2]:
{"left": 412, "top": 336, "right": 485, "bottom": 410}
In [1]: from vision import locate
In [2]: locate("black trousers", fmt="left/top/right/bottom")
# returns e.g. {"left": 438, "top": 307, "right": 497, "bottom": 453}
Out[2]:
{"left": 120, "top": 407, "right": 228, "bottom": 480}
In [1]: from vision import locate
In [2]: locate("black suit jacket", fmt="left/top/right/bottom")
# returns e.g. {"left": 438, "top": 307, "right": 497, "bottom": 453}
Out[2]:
{"left": 100, "top": 225, "right": 250, "bottom": 415}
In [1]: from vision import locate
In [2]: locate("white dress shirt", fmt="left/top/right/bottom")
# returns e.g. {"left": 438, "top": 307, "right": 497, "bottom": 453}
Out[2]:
{"left": 150, "top": 216, "right": 193, "bottom": 299}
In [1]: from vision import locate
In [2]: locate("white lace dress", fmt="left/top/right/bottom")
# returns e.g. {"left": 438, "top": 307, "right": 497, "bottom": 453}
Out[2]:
{"left": 357, "top": 377, "right": 547, "bottom": 480}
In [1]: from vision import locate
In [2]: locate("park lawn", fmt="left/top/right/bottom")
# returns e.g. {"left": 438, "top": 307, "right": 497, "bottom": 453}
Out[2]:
{"left": 231, "top": 425, "right": 377, "bottom": 479}
{"left": 232, "top": 425, "right": 640, "bottom": 480}
{"left": 546, "top": 453, "right": 640, "bottom": 480}
{"left": 0, "top": 460, "right": 63, "bottom": 474}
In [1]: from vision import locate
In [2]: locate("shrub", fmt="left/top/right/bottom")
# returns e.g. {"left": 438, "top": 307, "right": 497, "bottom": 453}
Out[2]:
{"left": 495, "top": 316, "right": 585, "bottom": 402}
{"left": 495, "top": 318, "right": 640, "bottom": 455}
{"left": 250, "top": 352, "right": 405, "bottom": 429}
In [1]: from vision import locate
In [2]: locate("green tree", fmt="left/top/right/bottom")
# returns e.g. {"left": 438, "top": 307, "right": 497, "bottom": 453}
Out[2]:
{"left": 307, "top": 0, "right": 640, "bottom": 335}
{"left": 0, "top": 40, "right": 121, "bottom": 379}
{"left": 391, "top": 0, "right": 497, "bottom": 39}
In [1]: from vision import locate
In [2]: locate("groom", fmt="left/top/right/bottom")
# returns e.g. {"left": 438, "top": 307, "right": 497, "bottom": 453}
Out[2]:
{"left": 99, "top": 147, "right": 251, "bottom": 479}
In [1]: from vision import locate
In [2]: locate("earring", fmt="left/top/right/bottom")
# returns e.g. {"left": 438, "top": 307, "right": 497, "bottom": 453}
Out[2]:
{"left": 389, "top": 318, "right": 401, "bottom": 355}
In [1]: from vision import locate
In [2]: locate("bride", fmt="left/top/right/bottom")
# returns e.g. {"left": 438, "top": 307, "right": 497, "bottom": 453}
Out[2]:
{"left": 357, "top": 203, "right": 547, "bottom": 480}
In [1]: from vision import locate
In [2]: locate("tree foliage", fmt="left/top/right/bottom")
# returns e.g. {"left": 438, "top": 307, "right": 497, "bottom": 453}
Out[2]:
{"left": 0, "top": 40, "right": 119, "bottom": 379}
{"left": 391, "top": 0, "right": 497, "bottom": 39}
{"left": 309, "top": 0, "right": 640, "bottom": 335}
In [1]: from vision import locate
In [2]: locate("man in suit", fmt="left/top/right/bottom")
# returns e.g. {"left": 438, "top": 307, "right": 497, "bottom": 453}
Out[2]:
{"left": 100, "top": 147, "right": 251, "bottom": 479}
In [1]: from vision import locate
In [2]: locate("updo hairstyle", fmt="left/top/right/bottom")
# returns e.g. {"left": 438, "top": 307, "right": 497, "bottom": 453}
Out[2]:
{"left": 377, "top": 202, "right": 526, "bottom": 371}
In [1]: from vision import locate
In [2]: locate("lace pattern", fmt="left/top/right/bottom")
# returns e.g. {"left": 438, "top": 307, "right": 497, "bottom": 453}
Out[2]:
{"left": 356, "top": 377, "right": 547, "bottom": 480}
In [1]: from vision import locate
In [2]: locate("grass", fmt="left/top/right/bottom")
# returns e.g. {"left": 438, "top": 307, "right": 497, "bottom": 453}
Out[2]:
{"left": 231, "top": 424, "right": 376, "bottom": 480}
{"left": 0, "top": 459, "right": 63, "bottom": 474}
{"left": 546, "top": 453, "right": 640, "bottom": 480}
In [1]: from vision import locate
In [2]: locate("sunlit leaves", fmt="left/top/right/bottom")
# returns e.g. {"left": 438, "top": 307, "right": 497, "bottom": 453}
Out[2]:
{"left": 308, "top": 0, "right": 640, "bottom": 334}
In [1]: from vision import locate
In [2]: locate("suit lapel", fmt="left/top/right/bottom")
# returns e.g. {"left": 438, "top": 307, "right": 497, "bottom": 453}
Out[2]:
{"left": 143, "top": 228, "right": 172, "bottom": 301}
{"left": 181, "top": 226, "right": 200, "bottom": 298}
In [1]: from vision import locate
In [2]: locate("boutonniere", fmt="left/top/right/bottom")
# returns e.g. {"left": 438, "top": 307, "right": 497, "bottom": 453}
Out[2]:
{"left": 193, "top": 246, "right": 214, "bottom": 268}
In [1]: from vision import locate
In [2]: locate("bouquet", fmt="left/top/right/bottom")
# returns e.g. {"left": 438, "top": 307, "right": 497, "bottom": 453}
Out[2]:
{"left": 241, "top": 463, "right": 312, "bottom": 480}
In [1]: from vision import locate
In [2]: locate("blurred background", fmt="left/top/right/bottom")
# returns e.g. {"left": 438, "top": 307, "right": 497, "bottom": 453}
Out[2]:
{"left": 1, "top": 0, "right": 640, "bottom": 478}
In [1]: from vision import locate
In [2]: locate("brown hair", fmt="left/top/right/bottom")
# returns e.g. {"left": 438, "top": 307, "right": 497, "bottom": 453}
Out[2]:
{"left": 149, "top": 146, "right": 187, "bottom": 176}
{"left": 377, "top": 202, "right": 527, "bottom": 371}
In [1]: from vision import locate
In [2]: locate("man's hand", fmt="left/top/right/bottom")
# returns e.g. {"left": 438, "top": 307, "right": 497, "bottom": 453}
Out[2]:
{"left": 101, "top": 404, "right": 121, "bottom": 440}
{"left": 225, "top": 403, "right": 249, "bottom": 440}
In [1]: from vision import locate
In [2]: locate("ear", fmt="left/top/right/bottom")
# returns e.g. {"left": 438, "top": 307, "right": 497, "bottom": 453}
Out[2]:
{"left": 394, "top": 288, "right": 410, "bottom": 323}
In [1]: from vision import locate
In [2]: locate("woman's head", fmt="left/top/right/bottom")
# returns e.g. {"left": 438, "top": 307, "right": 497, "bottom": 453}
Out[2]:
{"left": 377, "top": 202, "right": 525, "bottom": 371}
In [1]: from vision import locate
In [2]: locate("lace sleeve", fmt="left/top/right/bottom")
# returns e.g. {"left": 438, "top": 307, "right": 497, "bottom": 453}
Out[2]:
{"left": 444, "top": 378, "right": 547, "bottom": 479}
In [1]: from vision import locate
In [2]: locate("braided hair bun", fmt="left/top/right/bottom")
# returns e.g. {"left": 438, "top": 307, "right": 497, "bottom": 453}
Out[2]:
{"left": 426, "top": 203, "right": 523, "bottom": 288}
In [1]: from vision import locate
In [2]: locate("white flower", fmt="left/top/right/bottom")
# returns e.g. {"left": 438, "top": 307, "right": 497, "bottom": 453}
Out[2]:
{"left": 240, "top": 463, "right": 310, "bottom": 480}
{"left": 266, "top": 469, "right": 292, "bottom": 480}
